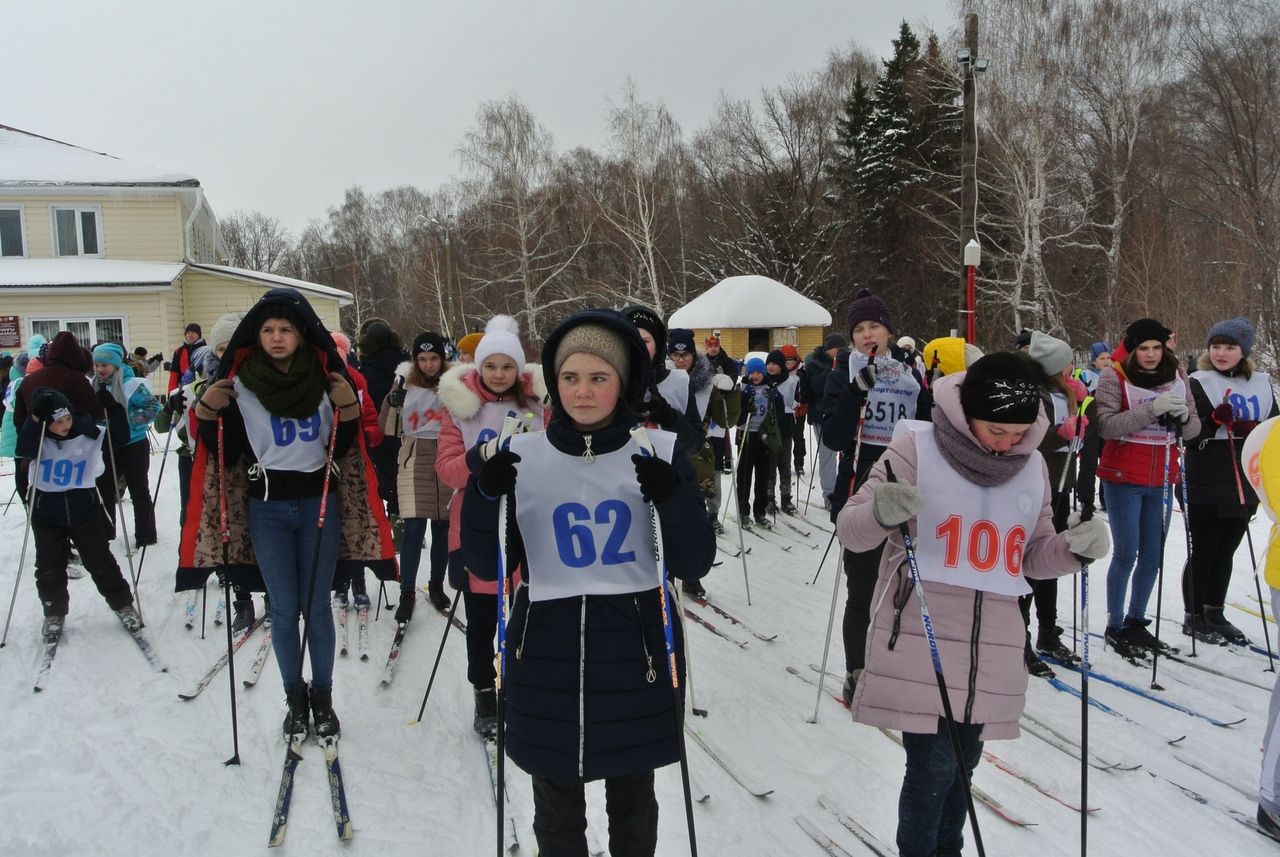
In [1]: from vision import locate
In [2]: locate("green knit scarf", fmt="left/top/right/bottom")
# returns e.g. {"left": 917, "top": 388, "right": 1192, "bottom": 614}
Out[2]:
{"left": 236, "top": 347, "right": 328, "bottom": 419}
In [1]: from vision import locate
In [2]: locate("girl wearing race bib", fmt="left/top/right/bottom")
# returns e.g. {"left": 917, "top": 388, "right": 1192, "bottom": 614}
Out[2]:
{"left": 18, "top": 388, "right": 137, "bottom": 642}
{"left": 461, "top": 308, "right": 714, "bottom": 857}
{"left": 185, "top": 288, "right": 396, "bottom": 742}
{"left": 381, "top": 330, "right": 453, "bottom": 619}
{"left": 1096, "top": 318, "right": 1200, "bottom": 660}
{"left": 90, "top": 342, "right": 161, "bottom": 547}
{"left": 1182, "top": 317, "right": 1277, "bottom": 644}
{"left": 837, "top": 352, "right": 1108, "bottom": 857}
{"left": 436, "top": 314, "right": 548, "bottom": 736}
{"left": 736, "top": 357, "right": 781, "bottom": 526}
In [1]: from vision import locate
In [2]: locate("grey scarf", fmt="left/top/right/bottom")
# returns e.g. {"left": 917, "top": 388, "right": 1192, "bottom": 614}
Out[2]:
{"left": 933, "top": 412, "right": 1030, "bottom": 487}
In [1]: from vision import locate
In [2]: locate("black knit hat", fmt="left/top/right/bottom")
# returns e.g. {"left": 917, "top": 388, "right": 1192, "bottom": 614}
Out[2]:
{"left": 619, "top": 305, "right": 666, "bottom": 360}
{"left": 185, "top": 322, "right": 202, "bottom": 335}
{"left": 1122, "top": 318, "right": 1171, "bottom": 351}
{"left": 960, "top": 352, "right": 1043, "bottom": 424}
{"left": 412, "top": 331, "right": 447, "bottom": 357}
{"left": 766, "top": 349, "right": 787, "bottom": 371}
{"left": 845, "top": 288, "right": 893, "bottom": 334}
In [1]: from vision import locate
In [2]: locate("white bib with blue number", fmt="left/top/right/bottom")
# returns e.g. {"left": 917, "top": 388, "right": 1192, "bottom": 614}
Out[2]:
{"left": 30, "top": 431, "right": 106, "bottom": 493}
{"left": 904, "top": 421, "right": 1043, "bottom": 597}
{"left": 235, "top": 379, "right": 333, "bottom": 472}
{"left": 657, "top": 368, "right": 690, "bottom": 417}
{"left": 1191, "top": 370, "right": 1274, "bottom": 440}
{"left": 850, "top": 352, "right": 920, "bottom": 447}
{"left": 456, "top": 399, "right": 543, "bottom": 450}
{"left": 509, "top": 429, "right": 677, "bottom": 602}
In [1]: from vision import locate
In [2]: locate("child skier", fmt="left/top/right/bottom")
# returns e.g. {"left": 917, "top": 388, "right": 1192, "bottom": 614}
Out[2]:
{"left": 765, "top": 348, "right": 801, "bottom": 514}
{"left": 461, "top": 308, "right": 715, "bottom": 857}
{"left": 90, "top": 342, "right": 161, "bottom": 546}
{"left": 838, "top": 352, "right": 1110, "bottom": 857}
{"left": 18, "top": 388, "right": 137, "bottom": 640}
{"left": 737, "top": 356, "right": 781, "bottom": 527}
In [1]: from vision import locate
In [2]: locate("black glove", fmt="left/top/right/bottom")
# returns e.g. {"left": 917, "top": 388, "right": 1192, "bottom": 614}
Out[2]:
{"left": 167, "top": 389, "right": 186, "bottom": 414}
{"left": 641, "top": 392, "right": 678, "bottom": 429}
{"left": 632, "top": 454, "right": 678, "bottom": 504}
{"left": 853, "top": 363, "right": 878, "bottom": 393}
{"left": 477, "top": 449, "right": 521, "bottom": 499}
{"left": 388, "top": 384, "right": 407, "bottom": 409}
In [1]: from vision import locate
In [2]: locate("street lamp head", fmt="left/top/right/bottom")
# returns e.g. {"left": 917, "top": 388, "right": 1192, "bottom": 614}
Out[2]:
{"left": 963, "top": 239, "right": 981, "bottom": 267}
{"left": 955, "top": 47, "right": 971, "bottom": 63}
{"left": 974, "top": 57, "right": 990, "bottom": 72}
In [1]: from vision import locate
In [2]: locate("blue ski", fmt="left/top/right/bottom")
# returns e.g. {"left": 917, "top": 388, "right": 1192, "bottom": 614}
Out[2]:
{"left": 267, "top": 734, "right": 305, "bottom": 847}
{"left": 1042, "top": 655, "right": 1245, "bottom": 727}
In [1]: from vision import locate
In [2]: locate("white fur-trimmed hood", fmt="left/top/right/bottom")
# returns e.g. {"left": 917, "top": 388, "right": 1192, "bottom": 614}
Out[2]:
{"left": 437, "top": 362, "right": 547, "bottom": 421}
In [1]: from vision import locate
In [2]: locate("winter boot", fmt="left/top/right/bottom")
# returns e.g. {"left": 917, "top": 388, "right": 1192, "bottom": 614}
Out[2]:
{"left": 353, "top": 591, "right": 371, "bottom": 609}
{"left": 1104, "top": 625, "right": 1147, "bottom": 662}
{"left": 232, "top": 597, "right": 255, "bottom": 634}
{"left": 781, "top": 495, "right": 797, "bottom": 515}
{"left": 1259, "top": 805, "right": 1280, "bottom": 843}
{"left": 1024, "top": 636, "right": 1056, "bottom": 678}
{"left": 681, "top": 578, "right": 706, "bottom": 599}
{"left": 310, "top": 686, "right": 341, "bottom": 740}
{"left": 395, "top": 592, "right": 415, "bottom": 623}
{"left": 712, "top": 520, "right": 725, "bottom": 535}
{"left": 115, "top": 605, "right": 143, "bottom": 633}
{"left": 1181, "top": 612, "right": 1225, "bottom": 645}
{"left": 795, "top": 463, "right": 805, "bottom": 478}
{"left": 740, "top": 514, "right": 754, "bottom": 530}
{"left": 1036, "top": 625, "right": 1080, "bottom": 665}
{"left": 755, "top": 515, "right": 772, "bottom": 528}
{"left": 1122, "top": 619, "right": 1177, "bottom": 655}
{"left": 1204, "top": 606, "right": 1249, "bottom": 645}
{"left": 41, "top": 615, "right": 64, "bottom": 643}
{"left": 283, "top": 683, "right": 311, "bottom": 739}
{"left": 473, "top": 687, "right": 498, "bottom": 736}
{"left": 426, "top": 581, "right": 452, "bottom": 613}
{"left": 767, "top": 499, "right": 779, "bottom": 515}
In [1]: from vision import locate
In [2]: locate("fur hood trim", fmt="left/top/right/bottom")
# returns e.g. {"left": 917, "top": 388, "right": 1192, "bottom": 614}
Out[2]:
{"left": 1197, "top": 351, "right": 1254, "bottom": 377}
{"left": 437, "top": 362, "right": 547, "bottom": 421}
{"left": 688, "top": 353, "right": 714, "bottom": 394}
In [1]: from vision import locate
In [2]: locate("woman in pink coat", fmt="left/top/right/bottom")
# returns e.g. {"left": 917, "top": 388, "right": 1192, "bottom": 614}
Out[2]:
{"left": 837, "top": 352, "right": 1111, "bottom": 857}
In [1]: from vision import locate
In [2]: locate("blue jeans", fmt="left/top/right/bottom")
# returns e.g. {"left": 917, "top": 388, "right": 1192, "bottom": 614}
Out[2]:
{"left": 249, "top": 493, "right": 342, "bottom": 692}
{"left": 1103, "top": 481, "right": 1171, "bottom": 629}
{"left": 898, "top": 719, "right": 984, "bottom": 857}
{"left": 399, "top": 517, "right": 448, "bottom": 592}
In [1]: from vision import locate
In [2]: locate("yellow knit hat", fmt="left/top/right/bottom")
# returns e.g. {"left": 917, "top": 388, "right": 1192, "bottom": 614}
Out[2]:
{"left": 456, "top": 332, "right": 484, "bottom": 358}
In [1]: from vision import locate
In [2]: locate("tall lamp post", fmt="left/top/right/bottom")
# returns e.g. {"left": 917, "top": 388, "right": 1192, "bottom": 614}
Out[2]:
{"left": 963, "top": 239, "right": 980, "bottom": 344}
{"left": 957, "top": 13, "right": 989, "bottom": 344}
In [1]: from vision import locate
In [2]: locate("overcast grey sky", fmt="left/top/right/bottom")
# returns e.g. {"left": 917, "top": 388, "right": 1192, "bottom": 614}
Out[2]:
{"left": 8, "top": 0, "right": 954, "bottom": 234}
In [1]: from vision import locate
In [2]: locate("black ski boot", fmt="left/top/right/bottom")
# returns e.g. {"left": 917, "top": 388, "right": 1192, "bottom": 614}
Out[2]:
{"left": 1258, "top": 805, "right": 1280, "bottom": 843}
{"left": 473, "top": 687, "right": 497, "bottom": 736}
{"left": 426, "top": 581, "right": 452, "bottom": 613}
{"left": 395, "top": 591, "right": 415, "bottom": 623}
{"left": 1036, "top": 625, "right": 1081, "bottom": 665}
{"left": 311, "top": 686, "right": 341, "bottom": 740}
{"left": 681, "top": 579, "right": 706, "bottom": 599}
{"left": 781, "top": 495, "right": 797, "bottom": 515}
{"left": 1104, "top": 625, "right": 1148, "bottom": 663}
{"left": 232, "top": 597, "right": 255, "bottom": 633}
{"left": 1024, "top": 637, "right": 1056, "bottom": 678}
{"left": 1182, "top": 612, "right": 1225, "bottom": 645}
{"left": 755, "top": 515, "right": 772, "bottom": 528}
{"left": 283, "top": 683, "right": 311, "bottom": 740}
{"left": 1123, "top": 619, "right": 1178, "bottom": 655}
{"left": 766, "top": 499, "right": 779, "bottom": 515}
{"left": 41, "top": 615, "right": 64, "bottom": 643}
{"left": 1204, "top": 606, "right": 1249, "bottom": 645}
{"left": 115, "top": 605, "right": 143, "bottom": 633}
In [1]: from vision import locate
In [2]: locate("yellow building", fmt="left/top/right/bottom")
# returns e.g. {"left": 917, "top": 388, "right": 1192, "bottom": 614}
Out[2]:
{"left": 0, "top": 124, "right": 350, "bottom": 390}
{"left": 667, "top": 274, "right": 832, "bottom": 358}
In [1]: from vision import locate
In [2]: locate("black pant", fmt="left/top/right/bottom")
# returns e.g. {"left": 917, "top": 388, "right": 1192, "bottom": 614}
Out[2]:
{"left": 1182, "top": 510, "right": 1250, "bottom": 613}
{"left": 463, "top": 589, "right": 498, "bottom": 689}
{"left": 709, "top": 434, "right": 729, "bottom": 470}
{"left": 792, "top": 416, "right": 807, "bottom": 471}
{"left": 531, "top": 771, "right": 658, "bottom": 857}
{"left": 34, "top": 514, "right": 134, "bottom": 617}
{"left": 15, "top": 457, "right": 29, "bottom": 508}
{"left": 177, "top": 454, "right": 193, "bottom": 528}
{"left": 1021, "top": 489, "right": 1068, "bottom": 637}
{"left": 843, "top": 542, "right": 884, "bottom": 674}
{"left": 98, "top": 439, "right": 156, "bottom": 544}
{"left": 736, "top": 433, "right": 773, "bottom": 519}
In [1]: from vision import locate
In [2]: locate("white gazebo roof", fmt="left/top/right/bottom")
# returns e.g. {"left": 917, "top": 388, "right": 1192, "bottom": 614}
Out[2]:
{"left": 668, "top": 275, "right": 831, "bottom": 328}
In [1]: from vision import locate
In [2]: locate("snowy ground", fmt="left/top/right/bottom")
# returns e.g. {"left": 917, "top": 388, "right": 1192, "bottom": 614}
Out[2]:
{"left": 1, "top": 433, "right": 1279, "bottom": 856}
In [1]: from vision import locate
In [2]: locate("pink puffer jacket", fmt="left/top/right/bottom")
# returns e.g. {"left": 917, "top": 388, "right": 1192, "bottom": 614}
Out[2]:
{"left": 836, "top": 373, "right": 1079, "bottom": 740}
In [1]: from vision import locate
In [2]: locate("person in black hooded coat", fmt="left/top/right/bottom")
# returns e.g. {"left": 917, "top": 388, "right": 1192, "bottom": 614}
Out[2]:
{"left": 357, "top": 318, "right": 411, "bottom": 519}
{"left": 462, "top": 308, "right": 714, "bottom": 857}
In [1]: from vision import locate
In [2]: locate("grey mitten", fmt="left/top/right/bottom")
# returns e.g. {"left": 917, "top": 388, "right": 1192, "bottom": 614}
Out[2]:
{"left": 1065, "top": 512, "right": 1111, "bottom": 560}
{"left": 872, "top": 482, "right": 923, "bottom": 528}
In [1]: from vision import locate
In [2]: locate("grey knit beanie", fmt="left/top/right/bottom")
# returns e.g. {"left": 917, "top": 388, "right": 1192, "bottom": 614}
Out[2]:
{"left": 1206, "top": 317, "right": 1255, "bottom": 357}
{"left": 1028, "top": 330, "right": 1073, "bottom": 377}
{"left": 554, "top": 323, "right": 630, "bottom": 381}
{"left": 210, "top": 312, "right": 245, "bottom": 352}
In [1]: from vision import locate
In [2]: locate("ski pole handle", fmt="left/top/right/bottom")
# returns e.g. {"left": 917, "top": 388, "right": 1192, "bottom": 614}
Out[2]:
{"left": 630, "top": 425, "right": 681, "bottom": 691}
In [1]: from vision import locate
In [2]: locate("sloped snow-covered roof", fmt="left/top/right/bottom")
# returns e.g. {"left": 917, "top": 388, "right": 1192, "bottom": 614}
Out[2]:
{"left": 0, "top": 258, "right": 184, "bottom": 289}
{"left": 668, "top": 275, "right": 832, "bottom": 328}
{"left": 0, "top": 125, "right": 199, "bottom": 188}
{"left": 190, "top": 263, "right": 354, "bottom": 307}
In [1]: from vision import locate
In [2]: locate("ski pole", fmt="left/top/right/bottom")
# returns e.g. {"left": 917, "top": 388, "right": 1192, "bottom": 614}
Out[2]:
{"left": 0, "top": 425, "right": 45, "bottom": 648}
{"left": 217, "top": 413, "right": 242, "bottom": 766}
{"left": 631, "top": 426, "right": 699, "bottom": 857}
{"left": 2, "top": 484, "right": 17, "bottom": 516}
{"left": 104, "top": 419, "right": 143, "bottom": 626}
{"left": 493, "top": 414, "right": 521, "bottom": 857}
{"left": 410, "top": 593, "right": 462, "bottom": 724}
{"left": 1151, "top": 426, "right": 1176, "bottom": 691}
{"left": 808, "top": 529, "right": 838, "bottom": 586}
{"left": 1224, "top": 414, "right": 1276, "bottom": 670}
{"left": 672, "top": 585, "right": 708, "bottom": 717}
{"left": 723, "top": 423, "right": 752, "bottom": 604}
{"left": 1056, "top": 400, "right": 1090, "bottom": 653}
{"left": 1079, "top": 505, "right": 1094, "bottom": 857}
{"left": 133, "top": 408, "right": 176, "bottom": 589}
{"left": 883, "top": 460, "right": 986, "bottom": 857}
{"left": 803, "top": 422, "right": 818, "bottom": 514}
{"left": 1175, "top": 434, "right": 1197, "bottom": 658}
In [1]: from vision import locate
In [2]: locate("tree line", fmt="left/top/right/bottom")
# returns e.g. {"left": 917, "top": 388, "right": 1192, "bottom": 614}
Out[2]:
{"left": 219, "top": 0, "right": 1279, "bottom": 364}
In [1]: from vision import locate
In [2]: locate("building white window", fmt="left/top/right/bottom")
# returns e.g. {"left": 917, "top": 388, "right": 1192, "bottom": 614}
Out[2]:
{"left": 51, "top": 205, "right": 103, "bottom": 257}
{"left": 30, "top": 316, "right": 126, "bottom": 349}
{"left": 0, "top": 205, "right": 24, "bottom": 257}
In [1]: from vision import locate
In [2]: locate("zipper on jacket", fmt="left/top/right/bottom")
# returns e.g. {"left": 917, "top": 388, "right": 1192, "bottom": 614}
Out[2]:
{"left": 964, "top": 591, "right": 983, "bottom": 724}
{"left": 515, "top": 586, "right": 533, "bottom": 661}
{"left": 633, "top": 597, "right": 657, "bottom": 684}
{"left": 582, "top": 434, "right": 595, "bottom": 464}
{"left": 577, "top": 595, "right": 587, "bottom": 779}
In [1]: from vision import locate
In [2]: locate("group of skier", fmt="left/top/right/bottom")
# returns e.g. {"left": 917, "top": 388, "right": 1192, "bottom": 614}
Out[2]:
{"left": 7, "top": 278, "right": 1280, "bottom": 854}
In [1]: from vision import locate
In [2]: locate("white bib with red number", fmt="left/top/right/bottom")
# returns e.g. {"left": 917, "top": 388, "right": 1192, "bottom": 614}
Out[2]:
{"left": 401, "top": 385, "right": 445, "bottom": 440}
{"left": 1121, "top": 376, "right": 1185, "bottom": 446}
{"left": 906, "top": 420, "right": 1043, "bottom": 597}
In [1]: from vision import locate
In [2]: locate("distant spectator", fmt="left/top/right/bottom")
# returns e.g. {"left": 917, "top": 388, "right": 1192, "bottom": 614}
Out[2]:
{"left": 167, "top": 323, "right": 206, "bottom": 392}
{"left": 455, "top": 331, "right": 483, "bottom": 364}
{"left": 356, "top": 318, "right": 411, "bottom": 520}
